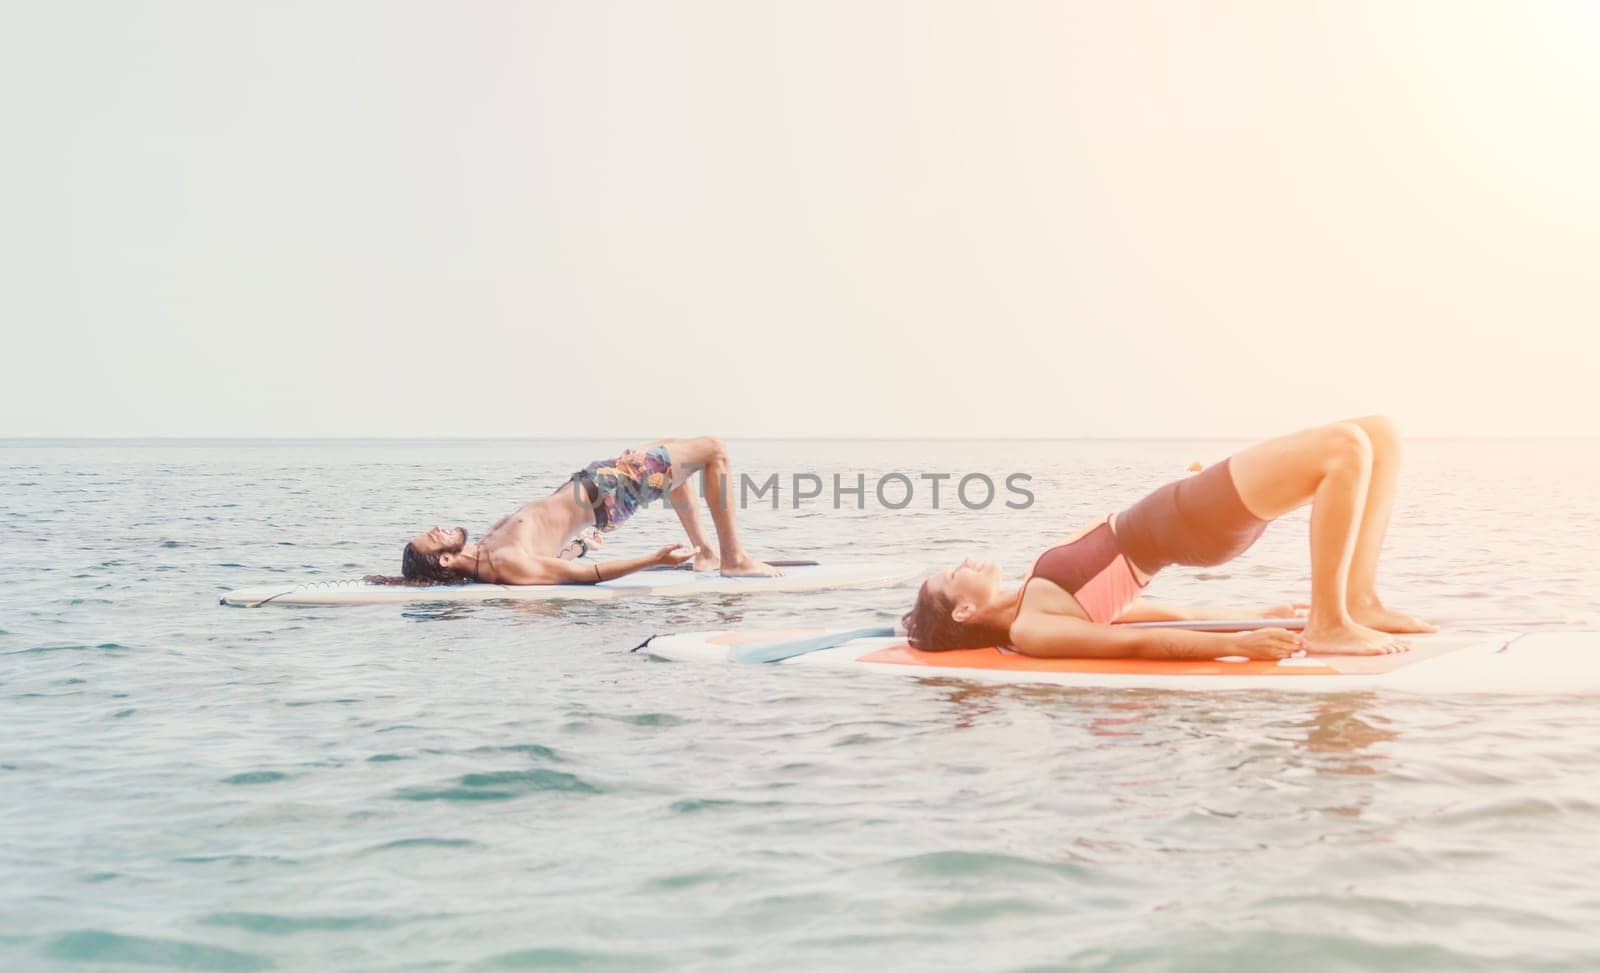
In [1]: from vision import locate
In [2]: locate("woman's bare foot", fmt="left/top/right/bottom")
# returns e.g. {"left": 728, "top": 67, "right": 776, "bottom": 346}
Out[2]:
{"left": 1301, "top": 620, "right": 1410, "bottom": 656}
{"left": 693, "top": 551, "right": 721, "bottom": 573}
{"left": 720, "top": 555, "right": 783, "bottom": 578}
{"left": 1351, "top": 603, "right": 1438, "bottom": 634}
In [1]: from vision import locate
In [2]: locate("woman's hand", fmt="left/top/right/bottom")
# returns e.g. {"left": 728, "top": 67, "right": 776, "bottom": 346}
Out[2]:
{"left": 652, "top": 544, "right": 697, "bottom": 567}
{"left": 1259, "top": 602, "right": 1310, "bottom": 619}
{"left": 1229, "top": 628, "right": 1304, "bottom": 660}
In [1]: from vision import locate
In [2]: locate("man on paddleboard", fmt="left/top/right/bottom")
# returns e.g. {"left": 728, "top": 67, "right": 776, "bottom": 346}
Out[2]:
{"left": 371, "top": 437, "right": 780, "bottom": 586}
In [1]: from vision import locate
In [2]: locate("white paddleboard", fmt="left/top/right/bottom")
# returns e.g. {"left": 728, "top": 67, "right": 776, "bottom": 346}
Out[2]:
{"left": 220, "top": 561, "right": 920, "bottom": 607}
{"left": 644, "top": 628, "right": 1600, "bottom": 695}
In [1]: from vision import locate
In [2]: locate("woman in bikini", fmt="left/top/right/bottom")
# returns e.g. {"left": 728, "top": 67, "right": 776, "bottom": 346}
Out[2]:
{"left": 902, "top": 416, "right": 1436, "bottom": 661}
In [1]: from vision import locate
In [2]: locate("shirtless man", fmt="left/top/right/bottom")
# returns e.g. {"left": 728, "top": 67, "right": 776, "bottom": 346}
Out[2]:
{"left": 383, "top": 437, "right": 781, "bottom": 586}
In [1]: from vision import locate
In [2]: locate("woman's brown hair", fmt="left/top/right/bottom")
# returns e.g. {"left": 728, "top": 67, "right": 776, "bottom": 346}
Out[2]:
{"left": 901, "top": 580, "right": 1011, "bottom": 652}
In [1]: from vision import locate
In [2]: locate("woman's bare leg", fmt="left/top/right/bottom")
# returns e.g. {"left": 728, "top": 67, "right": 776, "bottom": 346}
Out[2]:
{"left": 1342, "top": 416, "right": 1436, "bottom": 633}
{"left": 658, "top": 436, "right": 781, "bottom": 577}
{"left": 1227, "top": 422, "right": 1410, "bottom": 655}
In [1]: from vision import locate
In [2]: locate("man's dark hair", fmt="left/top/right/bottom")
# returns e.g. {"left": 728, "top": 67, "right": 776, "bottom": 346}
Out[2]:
{"left": 364, "top": 542, "right": 468, "bottom": 587}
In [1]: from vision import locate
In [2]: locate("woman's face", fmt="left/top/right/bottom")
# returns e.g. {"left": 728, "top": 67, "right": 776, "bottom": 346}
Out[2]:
{"left": 930, "top": 558, "right": 1004, "bottom": 620}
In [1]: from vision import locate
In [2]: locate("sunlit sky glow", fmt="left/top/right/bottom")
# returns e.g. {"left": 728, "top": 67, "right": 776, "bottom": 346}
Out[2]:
{"left": 3, "top": 1, "right": 1598, "bottom": 438}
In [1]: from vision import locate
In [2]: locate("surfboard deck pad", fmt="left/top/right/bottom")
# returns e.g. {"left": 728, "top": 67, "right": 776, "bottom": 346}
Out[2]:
{"left": 646, "top": 628, "right": 1600, "bottom": 695}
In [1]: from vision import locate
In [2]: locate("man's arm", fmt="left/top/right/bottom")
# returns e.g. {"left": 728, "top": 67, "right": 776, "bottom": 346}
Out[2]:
{"left": 492, "top": 545, "right": 693, "bottom": 585}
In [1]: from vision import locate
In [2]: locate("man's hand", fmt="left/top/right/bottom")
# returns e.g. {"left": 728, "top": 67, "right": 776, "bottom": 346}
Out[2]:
{"left": 653, "top": 544, "right": 697, "bottom": 568}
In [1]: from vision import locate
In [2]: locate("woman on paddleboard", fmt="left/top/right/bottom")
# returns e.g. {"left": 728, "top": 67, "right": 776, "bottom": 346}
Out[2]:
{"left": 903, "top": 416, "right": 1436, "bottom": 661}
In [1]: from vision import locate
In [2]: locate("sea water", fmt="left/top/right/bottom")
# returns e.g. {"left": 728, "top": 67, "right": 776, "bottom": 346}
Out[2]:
{"left": 3, "top": 437, "right": 1599, "bottom": 971}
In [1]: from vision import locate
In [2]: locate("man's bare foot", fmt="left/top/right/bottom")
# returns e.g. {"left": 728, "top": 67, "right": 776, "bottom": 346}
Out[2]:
{"left": 1301, "top": 620, "right": 1411, "bottom": 656}
{"left": 1351, "top": 604, "right": 1438, "bottom": 634}
{"left": 693, "top": 551, "right": 721, "bottom": 573}
{"left": 720, "top": 555, "right": 783, "bottom": 578}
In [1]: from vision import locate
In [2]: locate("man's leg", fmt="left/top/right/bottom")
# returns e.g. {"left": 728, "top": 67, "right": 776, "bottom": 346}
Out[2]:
{"left": 614, "top": 437, "right": 715, "bottom": 569}
{"left": 659, "top": 436, "right": 780, "bottom": 577}
{"left": 666, "top": 480, "right": 721, "bottom": 571}
{"left": 1227, "top": 421, "right": 1410, "bottom": 655}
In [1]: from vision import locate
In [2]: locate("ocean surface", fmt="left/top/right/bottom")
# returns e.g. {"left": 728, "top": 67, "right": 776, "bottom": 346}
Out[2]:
{"left": 4, "top": 436, "right": 1600, "bottom": 972}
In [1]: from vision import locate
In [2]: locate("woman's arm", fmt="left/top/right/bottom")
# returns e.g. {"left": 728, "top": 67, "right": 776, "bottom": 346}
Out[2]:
{"left": 1011, "top": 612, "right": 1300, "bottom": 661}
{"left": 1116, "top": 598, "right": 1307, "bottom": 623}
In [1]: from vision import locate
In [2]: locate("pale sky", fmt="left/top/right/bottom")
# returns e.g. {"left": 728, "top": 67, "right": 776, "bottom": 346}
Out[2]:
{"left": 3, "top": 1, "right": 1598, "bottom": 438}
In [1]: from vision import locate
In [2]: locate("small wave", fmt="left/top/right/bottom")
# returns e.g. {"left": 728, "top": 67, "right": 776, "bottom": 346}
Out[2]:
{"left": 640, "top": 870, "right": 730, "bottom": 890}
{"left": 1430, "top": 795, "right": 1600, "bottom": 829}
{"left": 198, "top": 912, "right": 397, "bottom": 935}
{"left": 221, "top": 771, "right": 289, "bottom": 786}
{"left": 14, "top": 642, "right": 127, "bottom": 655}
{"left": 396, "top": 769, "right": 601, "bottom": 802}
{"left": 1070, "top": 928, "right": 1491, "bottom": 971}
{"left": 362, "top": 837, "right": 480, "bottom": 855}
{"left": 479, "top": 946, "right": 667, "bottom": 970}
{"left": 572, "top": 711, "right": 687, "bottom": 728}
{"left": 924, "top": 896, "right": 1059, "bottom": 924}
{"left": 882, "top": 850, "right": 1097, "bottom": 884}
{"left": 467, "top": 743, "right": 563, "bottom": 761}
{"left": 42, "top": 930, "right": 273, "bottom": 971}
{"left": 669, "top": 797, "right": 786, "bottom": 815}
{"left": 173, "top": 853, "right": 300, "bottom": 867}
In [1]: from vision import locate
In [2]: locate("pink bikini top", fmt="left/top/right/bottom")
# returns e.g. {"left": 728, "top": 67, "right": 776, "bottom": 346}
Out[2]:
{"left": 1017, "top": 517, "right": 1147, "bottom": 625}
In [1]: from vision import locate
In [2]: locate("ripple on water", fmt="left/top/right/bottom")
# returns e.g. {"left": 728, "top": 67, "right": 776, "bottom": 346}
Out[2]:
{"left": 221, "top": 771, "right": 290, "bottom": 785}
{"left": 583, "top": 711, "right": 689, "bottom": 728}
{"left": 669, "top": 797, "right": 787, "bottom": 815}
{"left": 42, "top": 930, "right": 273, "bottom": 971}
{"left": 465, "top": 743, "right": 563, "bottom": 760}
{"left": 14, "top": 642, "right": 126, "bottom": 655}
{"left": 362, "top": 837, "right": 481, "bottom": 855}
{"left": 639, "top": 870, "right": 732, "bottom": 891}
{"left": 198, "top": 912, "right": 399, "bottom": 935}
{"left": 1065, "top": 929, "right": 1501, "bottom": 973}
{"left": 396, "top": 769, "right": 602, "bottom": 802}
{"left": 479, "top": 947, "right": 669, "bottom": 971}
{"left": 881, "top": 850, "right": 1102, "bottom": 885}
